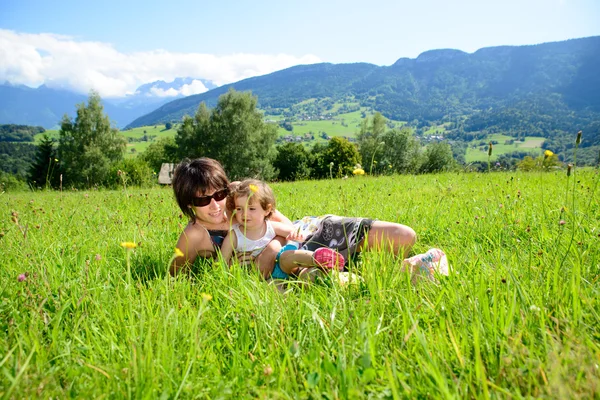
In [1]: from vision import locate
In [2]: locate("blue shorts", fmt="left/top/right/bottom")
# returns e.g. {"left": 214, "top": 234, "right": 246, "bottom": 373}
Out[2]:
{"left": 271, "top": 243, "right": 299, "bottom": 280}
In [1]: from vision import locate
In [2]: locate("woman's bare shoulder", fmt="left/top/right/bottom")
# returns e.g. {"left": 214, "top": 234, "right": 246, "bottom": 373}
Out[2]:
{"left": 179, "top": 221, "right": 213, "bottom": 251}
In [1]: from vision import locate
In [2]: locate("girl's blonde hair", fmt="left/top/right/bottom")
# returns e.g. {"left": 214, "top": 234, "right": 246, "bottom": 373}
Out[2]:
{"left": 226, "top": 179, "right": 276, "bottom": 219}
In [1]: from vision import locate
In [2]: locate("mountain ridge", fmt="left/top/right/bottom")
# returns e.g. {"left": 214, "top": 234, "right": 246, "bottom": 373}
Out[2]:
{"left": 126, "top": 36, "right": 600, "bottom": 137}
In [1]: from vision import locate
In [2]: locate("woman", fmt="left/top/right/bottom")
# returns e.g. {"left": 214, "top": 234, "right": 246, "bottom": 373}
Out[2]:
{"left": 170, "top": 157, "right": 417, "bottom": 278}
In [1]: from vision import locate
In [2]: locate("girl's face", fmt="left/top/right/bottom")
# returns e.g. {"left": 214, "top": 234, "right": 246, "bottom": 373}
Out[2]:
{"left": 192, "top": 187, "right": 227, "bottom": 225}
{"left": 233, "top": 196, "right": 271, "bottom": 230}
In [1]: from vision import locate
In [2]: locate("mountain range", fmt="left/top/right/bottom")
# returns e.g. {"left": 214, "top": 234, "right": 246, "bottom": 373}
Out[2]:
{"left": 0, "top": 78, "right": 218, "bottom": 129}
{"left": 2, "top": 36, "right": 599, "bottom": 148}
{"left": 125, "top": 36, "right": 600, "bottom": 148}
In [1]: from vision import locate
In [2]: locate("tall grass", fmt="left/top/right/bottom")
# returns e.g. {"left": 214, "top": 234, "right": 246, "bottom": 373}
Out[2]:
{"left": 1, "top": 170, "right": 599, "bottom": 398}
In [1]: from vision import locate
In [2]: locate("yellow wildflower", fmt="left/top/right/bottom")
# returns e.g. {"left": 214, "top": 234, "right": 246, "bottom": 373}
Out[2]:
{"left": 249, "top": 184, "right": 259, "bottom": 193}
{"left": 120, "top": 242, "right": 137, "bottom": 249}
{"left": 201, "top": 293, "right": 213, "bottom": 302}
{"left": 174, "top": 247, "right": 184, "bottom": 258}
{"left": 544, "top": 150, "right": 554, "bottom": 158}
{"left": 353, "top": 168, "right": 365, "bottom": 175}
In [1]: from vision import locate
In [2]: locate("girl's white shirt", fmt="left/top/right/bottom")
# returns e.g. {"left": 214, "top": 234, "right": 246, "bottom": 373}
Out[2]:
{"left": 232, "top": 220, "right": 276, "bottom": 257}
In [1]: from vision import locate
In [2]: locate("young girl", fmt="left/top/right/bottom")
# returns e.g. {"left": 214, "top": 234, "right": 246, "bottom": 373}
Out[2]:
{"left": 219, "top": 179, "right": 345, "bottom": 278}
{"left": 171, "top": 158, "right": 447, "bottom": 283}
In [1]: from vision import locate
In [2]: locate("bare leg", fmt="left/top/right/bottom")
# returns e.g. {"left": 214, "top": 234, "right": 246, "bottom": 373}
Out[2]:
{"left": 254, "top": 237, "right": 285, "bottom": 279}
{"left": 280, "top": 248, "right": 345, "bottom": 275}
{"left": 279, "top": 250, "right": 317, "bottom": 275}
{"left": 357, "top": 221, "right": 416, "bottom": 258}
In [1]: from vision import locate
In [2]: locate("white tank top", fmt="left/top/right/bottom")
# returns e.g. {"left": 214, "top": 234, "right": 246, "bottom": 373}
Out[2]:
{"left": 232, "top": 221, "right": 276, "bottom": 257}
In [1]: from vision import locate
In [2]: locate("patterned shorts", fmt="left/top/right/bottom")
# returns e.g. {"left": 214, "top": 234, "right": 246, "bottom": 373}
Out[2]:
{"left": 297, "top": 215, "right": 375, "bottom": 264}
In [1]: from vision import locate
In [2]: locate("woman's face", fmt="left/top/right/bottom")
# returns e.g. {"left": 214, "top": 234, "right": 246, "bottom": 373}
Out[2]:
{"left": 192, "top": 187, "right": 227, "bottom": 225}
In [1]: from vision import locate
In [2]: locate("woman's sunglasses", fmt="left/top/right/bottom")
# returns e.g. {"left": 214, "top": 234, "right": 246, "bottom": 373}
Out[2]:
{"left": 191, "top": 188, "right": 229, "bottom": 207}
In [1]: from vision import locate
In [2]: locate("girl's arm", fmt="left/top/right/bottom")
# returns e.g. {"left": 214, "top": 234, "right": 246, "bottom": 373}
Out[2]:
{"left": 270, "top": 209, "right": 293, "bottom": 226}
{"left": 219, "top": 231, "right": 238, "bottom": 266}
{"left": 270, "top": 221, "right": 295, "bottom": 238}
{"left": 271, "top": 221, "right": 305, "bottom": 244}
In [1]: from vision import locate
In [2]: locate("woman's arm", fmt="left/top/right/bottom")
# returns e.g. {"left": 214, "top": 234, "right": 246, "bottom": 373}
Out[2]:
{"left": 219, "top": 231, "right": 237, "bottom": 266}
{"left": 170, "top": 224, "right": 214, "bottom": 276}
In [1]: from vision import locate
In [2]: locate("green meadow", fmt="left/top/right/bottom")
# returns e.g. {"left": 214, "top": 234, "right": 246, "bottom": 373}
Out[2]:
{"left": 465, "top": 134, "right": 545, "bottom": 162}
{"left": 276, "top": 109, "right": 406, "bottom": 140}
{"left": 1, "top": 169, "right": 599, "bottom": 398}
{"left": 36, "top": 125, "right": 178, "bottom": 158}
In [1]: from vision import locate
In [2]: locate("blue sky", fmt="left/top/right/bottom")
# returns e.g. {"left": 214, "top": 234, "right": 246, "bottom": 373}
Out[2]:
{"left": 1, "top": 0, "right": 598, "bottom": 96}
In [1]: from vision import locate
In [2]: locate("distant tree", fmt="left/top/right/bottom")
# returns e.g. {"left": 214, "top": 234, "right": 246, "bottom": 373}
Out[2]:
{"left": 379, "top": 127, "right": 420, "bottom": 174}
{"left": 0, "top": 171, "right": 27, "bottom": 192}
{"left": 274, "top": 143, "right": 310, "bottom": 181}
{"left": 279, "top": 121, "right": 293, "bottom": 132}
{"left": 0, "top": 124, "right": 45, "bottom": 142}
{"left": 310, "top": 137, "right": 360, "bottom": 178}
{"left": 0, "top": 142, "right": 37, "bottom": 179}
{"left": 140, "top": 137, "right": 178, "bottom": 172}
{"left": 419, "top": 142, "right": 455, "bottom": 173}
{"left": 541, "top": 153, "right": 562, "bottom": 170}
{"left": 517, "top": 156, "right": 537, "bottom": 171}
{"left": 165, "top": 122, "right": 173, "bottom": 130}
{"left": 357, "top": 112, "right": 387, "bottom": 173}
{"left": 28, "top": 134, "right": 59, "bottom": 189}
{"left": 57, "top": 91, "right": 126, "bottom": 187}
{"left": 175, "top": 89, "right": 278, "bottom": 180}
{"left": 109, "top": 158, "right": 155, "bottom": 188}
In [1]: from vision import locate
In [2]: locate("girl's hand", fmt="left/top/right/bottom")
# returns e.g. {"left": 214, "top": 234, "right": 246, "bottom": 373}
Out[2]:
{"left": 286, "top": 228, "right": 304, "bottom": 243}
{"left": 235, "top": 251, "right": 255, "bottom": 266}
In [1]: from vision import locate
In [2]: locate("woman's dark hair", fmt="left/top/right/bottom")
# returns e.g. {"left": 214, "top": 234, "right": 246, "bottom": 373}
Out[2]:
{"left": 172, "top": 158, "right": 230, "bottom": 222}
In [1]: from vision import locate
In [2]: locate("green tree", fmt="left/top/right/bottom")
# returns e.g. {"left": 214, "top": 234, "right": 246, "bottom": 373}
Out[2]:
{"left": 517, "top": 156, "right": 537, "bottom": 171}
{"left": 541, "top": 153, "right": 562, "bottom": 170}
{"left": 379, "top": 127, "right": 420, "bottom": 174}
{"left": 109, "top": 158, "right": 155, "bottom": 188}
{"left": 140, "top": 137, "right": 178, "bottom": 172}
{"left": 28, "top": 134, "right": 59, "bottom": 189}
{"left": 58, "top": 91, "right": 126, "bottom": 187}
{"left": 311, "top": 137, "right": 361, "bottom": 178}
{"left": 274, "top": 143, "right": 310, "bottom": 181}
{"left": 419, "top": 142, "right": 455, "bottom": 173}
{"left": 357, "top": 112, "right": 387, "bottom": 174}
{"left": 175, "top": 89, "right": 278, "bottom": 180}
{"left": 165, "top": 122, "right": 173, "bottom": 130}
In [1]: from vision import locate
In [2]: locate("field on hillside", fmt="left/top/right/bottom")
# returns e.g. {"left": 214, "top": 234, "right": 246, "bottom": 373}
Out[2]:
{"left": 36, "top": 125, "right": 177, "bottom": 157}
{"left": 276, "top": 109, "right": 406, "bottom": 140}
{"left": 31, "top": 115, "right": 546, "bottom": 163}
{"left": 466, "top": 134, "right": 545, "bottom": 162}
{"left": 1, "top": 170, "right": 599, "bottom": 398}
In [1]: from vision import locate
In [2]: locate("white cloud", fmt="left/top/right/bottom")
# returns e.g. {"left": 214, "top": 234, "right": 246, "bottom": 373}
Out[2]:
{"left": 0, "top": 29, "right": 321, "bottom": 98}
{"left": 148, "top": 79, "right": 210, "bottom": 97}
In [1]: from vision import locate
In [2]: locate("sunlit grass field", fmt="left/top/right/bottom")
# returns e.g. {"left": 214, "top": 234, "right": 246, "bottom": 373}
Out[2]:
{"left": 1, "top": 170, "right": 599, "bottom": 398}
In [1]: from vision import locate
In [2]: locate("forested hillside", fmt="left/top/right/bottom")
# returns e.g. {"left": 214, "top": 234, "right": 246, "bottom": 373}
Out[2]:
{"left": 127, "top": 37, "right": 600, "bottom": 153}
